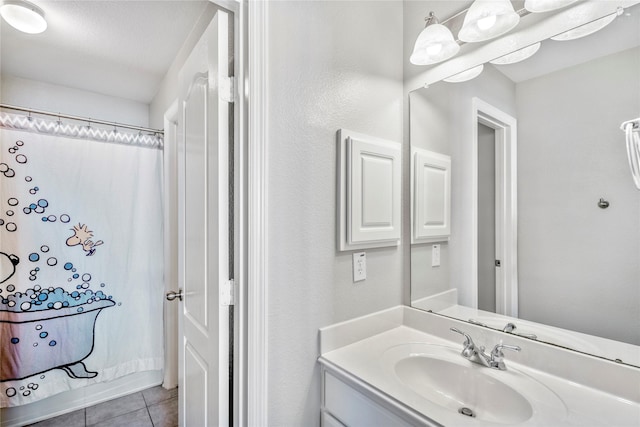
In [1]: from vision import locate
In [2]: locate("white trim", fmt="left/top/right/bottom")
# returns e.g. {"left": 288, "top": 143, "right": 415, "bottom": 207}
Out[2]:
{"left": 471, "top": 98, "right": 518, "bottom": 317}
{"left": 247, "top": 0, "right": 269, "bottom": 425}
{"left": 162, "top": 100, "right": 179, "bottom": 390}
{"left": 223, "top": 1, "right": 248, "bottom": 426}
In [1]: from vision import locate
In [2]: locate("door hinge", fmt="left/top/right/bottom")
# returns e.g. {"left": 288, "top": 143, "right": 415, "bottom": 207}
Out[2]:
{"left": 495, "top": 260, "right": 502, "bottom": 267}
{"left": 219, "top": 76, "right": 235, "bottom": 103}
{"left": 220, "top": 279, "right": 235, "bottom": 306}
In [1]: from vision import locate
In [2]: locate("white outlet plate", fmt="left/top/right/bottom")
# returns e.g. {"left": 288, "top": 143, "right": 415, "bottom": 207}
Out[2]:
{"left": 353, "top": 252, "right": 367, "bottom": 282}
{"left": 432, "top": 244, "right": 440, "bottom": 267}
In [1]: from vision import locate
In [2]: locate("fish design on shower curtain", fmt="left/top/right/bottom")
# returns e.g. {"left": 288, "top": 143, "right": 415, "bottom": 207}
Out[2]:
{"left": 0, "top": 136, "right": 116, "bottom": 404}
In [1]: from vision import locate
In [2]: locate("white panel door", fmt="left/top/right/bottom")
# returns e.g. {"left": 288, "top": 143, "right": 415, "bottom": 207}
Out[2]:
{"left": 172, "top": 10, "right": 231, "bottom": 427}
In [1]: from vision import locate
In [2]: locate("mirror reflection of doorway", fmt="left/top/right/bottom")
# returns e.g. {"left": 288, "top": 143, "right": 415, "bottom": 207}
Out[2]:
{"left": 472, "top": 98, "right": 517, "bottom": 317}
{"left": 478, "top": 123, "right": 497, "bottom": 313}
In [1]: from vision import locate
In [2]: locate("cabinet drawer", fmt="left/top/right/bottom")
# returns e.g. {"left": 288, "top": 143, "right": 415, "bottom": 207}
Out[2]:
{"left": 323, "top": 371, "right": 413, "bottom": 427}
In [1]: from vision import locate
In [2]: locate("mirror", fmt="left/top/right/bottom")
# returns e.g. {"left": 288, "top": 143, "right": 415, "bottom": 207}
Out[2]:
{"left": 410, "top": 3, "right": 640, "bottom": 367}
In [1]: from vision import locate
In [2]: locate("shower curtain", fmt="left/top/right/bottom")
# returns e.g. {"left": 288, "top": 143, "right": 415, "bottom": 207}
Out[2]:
{"left": 0, "top": 115, "right": 164, "bottom": 407}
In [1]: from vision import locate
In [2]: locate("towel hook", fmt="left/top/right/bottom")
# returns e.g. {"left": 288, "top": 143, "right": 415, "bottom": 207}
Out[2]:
{"left": 598, "top": 198, "right": 610, "bottom": 209}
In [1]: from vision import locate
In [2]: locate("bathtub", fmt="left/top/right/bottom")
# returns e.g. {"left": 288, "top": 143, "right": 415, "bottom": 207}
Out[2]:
{"left": 0, "top": 299, "right": 115, "bottom": 381}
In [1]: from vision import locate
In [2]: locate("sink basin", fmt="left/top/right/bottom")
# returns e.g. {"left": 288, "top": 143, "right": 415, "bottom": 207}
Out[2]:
{"left": 382, "top": 343, "right": 567, "bottom": 425}
{"left": 394, "top": 354, "right": 532, "bottom": 424}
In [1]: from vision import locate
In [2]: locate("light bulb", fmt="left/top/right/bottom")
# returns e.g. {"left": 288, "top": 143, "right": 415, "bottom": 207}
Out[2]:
{"left": 477, "top": 14, "right": 497, "bottom": 30}
{"left": 443, "top": 65, "right": 484, "bottom": 83}
{"left": 551, "top": 13, "right": 617, "bottom": 41}
{"left": 410, "top": 15, "right": 460, "bottom": 65}
{"left": 458, "top": 0, "right": 520, "bottom": 43}
{"left": 426, "top": 43, "right": 443, "bottom": 56}
{"left": 525, "top": 0, "right": 580, "bottom": 13}
{"left": 490, "top": 42, "right": 541, "bottom": 65}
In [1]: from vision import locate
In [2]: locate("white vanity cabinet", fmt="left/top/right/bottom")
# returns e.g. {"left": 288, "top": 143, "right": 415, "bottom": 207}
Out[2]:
{"left": 320, "top": 364, "right": 438, "bottom": 427}
{"left": 319, "top": 306, "right": 640, "bottom": 427}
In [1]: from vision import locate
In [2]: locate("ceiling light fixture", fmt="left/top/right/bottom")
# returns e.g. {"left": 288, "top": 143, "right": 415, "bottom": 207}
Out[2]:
{"left": 410, "top": 12, "right": 460, "bottom": 66}
{"left": 0, "top": 0, "right": 47, "bottom": 34}
{"left": 524, "top": 0, "right": 580, "bottom": 13}
{"left": 490, "top": 42, "right": 542, "bottom": 65}
{"left": 443, "top": 64, "right": 484, "bottom": 83}
{"left": 458, "top": 0, "right": 520, "bottom": 43}
{"left": 551, "top": 10, "right": 619, "bottom": 41}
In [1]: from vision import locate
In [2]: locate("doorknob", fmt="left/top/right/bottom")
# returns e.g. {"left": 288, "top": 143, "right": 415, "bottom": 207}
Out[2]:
{"left": 166, "top": 289, "right": 183, "bottom": 301}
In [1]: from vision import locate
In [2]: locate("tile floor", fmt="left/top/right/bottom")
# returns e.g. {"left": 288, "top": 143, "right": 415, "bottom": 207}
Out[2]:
{"left": 28, "top": 386, "right": 178, "bottom": 427}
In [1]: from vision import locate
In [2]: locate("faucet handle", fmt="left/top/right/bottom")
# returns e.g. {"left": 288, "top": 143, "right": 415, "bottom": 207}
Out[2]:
{"left": 490, "top": 343, "right": 521, "bottom": 370}
{"left": 450, "top": 327, "right": 478, "bottom": 359}
{"left": 450, "top": 327, "right": 473, "bottom": 345}
{"left": 491, "top": 343, "right": 521, "bottom": 356}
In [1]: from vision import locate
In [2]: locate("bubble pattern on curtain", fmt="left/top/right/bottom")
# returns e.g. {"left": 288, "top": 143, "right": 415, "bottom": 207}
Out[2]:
{"left": 0, "top": 126, "right": 164, "bottom": 407}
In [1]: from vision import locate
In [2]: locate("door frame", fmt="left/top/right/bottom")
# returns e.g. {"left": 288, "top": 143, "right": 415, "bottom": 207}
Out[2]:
{"left": 246, "top": 1, "right": 269, "bottom": 425}
{"left": 470, "top": 97, "right": 518, "bottom": 317}
{"left": 209, "top": 1, "right": 270, "bottom": 426}
{"left": 162, "top": 1, "right": 259, "bottom": 425}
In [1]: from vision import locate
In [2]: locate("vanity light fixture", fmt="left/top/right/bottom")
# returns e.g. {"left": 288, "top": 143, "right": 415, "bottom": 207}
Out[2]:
{"left": 0, "top": 0, "right": 47, "bottom": 34}
{"left": 410, "top": 12, "right": 460, "bottom": 65}
{"left": 458, "top": 0, "right": 520, "bottom": 43}
{"left": 490, "top": 42, "right": 541, "bottom": 65}
{"left": 443, "top": 64, "right": 484, "bottom": 83}
{"left": 524, "top": 0, "right": 580, "bottom": 13}
{"left": 551, "top": 9, "right": 620, "bottom": 41}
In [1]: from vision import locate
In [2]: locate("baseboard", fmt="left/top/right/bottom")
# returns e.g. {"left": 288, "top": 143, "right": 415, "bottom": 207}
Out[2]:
{"left": 0, "top": 370, "right": 163, "bottom": 427}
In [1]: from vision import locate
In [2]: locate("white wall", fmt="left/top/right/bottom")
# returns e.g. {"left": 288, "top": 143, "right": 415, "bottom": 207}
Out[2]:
{"left": 516, "top": 47, "right": 640, "bottom": 345}
{"left": 1, "top": 75, "right": 149, "bottom": 127}
{"left": 266, "top": 2, "right": 404, "bottom": 425}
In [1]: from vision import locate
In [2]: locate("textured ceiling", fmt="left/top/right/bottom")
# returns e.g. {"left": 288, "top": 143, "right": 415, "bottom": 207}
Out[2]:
{"left": 0, "top": 0, "right": 209, "bottom": 103}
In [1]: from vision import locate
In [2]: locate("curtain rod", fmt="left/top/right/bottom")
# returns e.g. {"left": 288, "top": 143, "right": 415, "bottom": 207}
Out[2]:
{"left": 0, "top": 103, "right": 164, "bottom": 135}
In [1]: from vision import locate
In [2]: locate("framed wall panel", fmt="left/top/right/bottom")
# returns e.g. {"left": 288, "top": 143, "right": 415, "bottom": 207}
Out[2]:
{"left": 411, "top": 148, "right": 451, "bottom": 243}
{"left": 337, "top": 129, "right": 401, "bottom": 251}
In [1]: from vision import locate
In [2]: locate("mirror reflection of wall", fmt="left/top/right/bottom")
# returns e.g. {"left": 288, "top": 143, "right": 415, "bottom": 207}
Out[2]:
{"left": 410, "top": 4, "right": 640, "bottom": 360}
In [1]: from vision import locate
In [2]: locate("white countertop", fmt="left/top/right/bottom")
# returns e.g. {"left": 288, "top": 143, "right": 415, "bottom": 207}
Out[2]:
{"left": 319, "top": 306, "right": 640, "bottom": 427}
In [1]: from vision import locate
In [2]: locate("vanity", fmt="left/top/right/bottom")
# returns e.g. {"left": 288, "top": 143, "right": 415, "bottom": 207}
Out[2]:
{"left": 321, "top": 2, "right": 640, "bottom": 425}
{"left": 318, "top": 306, "right": 640, "bottom": 426}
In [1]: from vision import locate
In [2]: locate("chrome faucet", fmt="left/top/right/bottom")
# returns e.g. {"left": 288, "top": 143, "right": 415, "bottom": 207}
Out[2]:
{"left": 503, "top": 322, "right": 538, "bottom": 340}
{"left": 450, "top": 327, "right": 521, "bottom": 370}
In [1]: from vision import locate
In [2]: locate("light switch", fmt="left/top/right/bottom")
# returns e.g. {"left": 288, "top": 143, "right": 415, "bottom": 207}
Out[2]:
{"left": 432, "top": 244, "right": 441, "bottom": 267}
{"left": 353, "top": 252, "right": 367, "bottom": 282}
